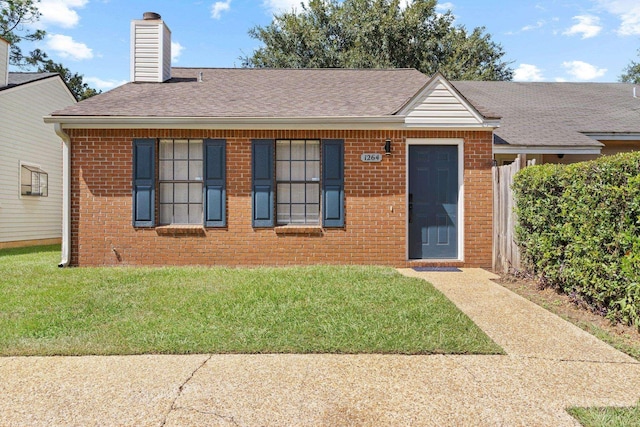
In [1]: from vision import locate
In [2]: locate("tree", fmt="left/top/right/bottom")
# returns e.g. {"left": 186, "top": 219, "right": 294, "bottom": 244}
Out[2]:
{"left": 620, "top": 49, "right": 640, "bottom": 84}
{"left": 1, "top": 0, "right": 99, "bottom": 99}
{"left": 242, "top": 0, "right": 513, "bottom": 81}
{"left": 38, "top": 60, "right": 101, "bottom": 100}
{"left": 0, "top": 0, "right": 46, "bottom": 67}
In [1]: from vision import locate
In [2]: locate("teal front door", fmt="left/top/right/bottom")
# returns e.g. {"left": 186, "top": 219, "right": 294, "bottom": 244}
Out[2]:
{"left": 408, "top": 145, "right": 459, "bottom": 259}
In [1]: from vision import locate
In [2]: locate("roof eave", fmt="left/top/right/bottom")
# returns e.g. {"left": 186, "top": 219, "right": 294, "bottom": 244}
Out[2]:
{"left": 494, "top": 145, "right": 602, "bottom": 155}
{"left": 44, "top": 114, "right": 502, "bottom": 131}
{"left": 403, "top": 120, "right": 500, "bottom": 130}
{"left": 585, "top": 132, "right": 640, "bottom": 141}
{"left": 44, "top": 115, "right": 407, "bottom": 130}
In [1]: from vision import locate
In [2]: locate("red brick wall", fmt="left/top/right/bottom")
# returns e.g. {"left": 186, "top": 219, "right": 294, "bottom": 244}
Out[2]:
{"left": 68, "top": 129, "right": 493, "bottom": 267}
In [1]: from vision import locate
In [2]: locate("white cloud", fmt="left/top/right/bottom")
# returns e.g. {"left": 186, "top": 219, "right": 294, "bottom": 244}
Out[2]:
{"left": 563, "top": 15, "right": 602, "bottom": 39}
{"left": 521, "top": 20, "right": 545, "bottom": 32}
{"left": 595, "top": 0, "right": 640, "bottom": 35}
{"left": 38, "top": 0, "right": 88, "bottom": 29}
{"left": 45, "top": 34, "right": 93, "bottom": 60}
{"left": 562, "top": 60, "right": 607, "bottom": 80}
{"left": 84, "top": 77, "right": 127, "bottom": 91}
{"left": 435, "top": 2, "right": 454, "bottom": 12}
{"left": 514, "top": 64, "right": 545, "bottom": 81}
{"left": 171, "top": 42, "right": 184, "bottom": 63}
{"left": 212, "top": 0, "right": 232, "bottom": 19}
{"left": 262, "top": 0, "right": 307, "bottom": 13}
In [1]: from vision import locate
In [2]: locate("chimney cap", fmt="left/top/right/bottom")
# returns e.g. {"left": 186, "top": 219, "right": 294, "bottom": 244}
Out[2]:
{"left": 143, "top": 12, "right": 161, "bottom": 20}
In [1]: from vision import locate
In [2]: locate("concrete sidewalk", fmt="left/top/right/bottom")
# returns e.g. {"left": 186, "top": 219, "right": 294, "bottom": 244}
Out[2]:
{"left": 1, "top": 269, "right": 639, "bottom": 426}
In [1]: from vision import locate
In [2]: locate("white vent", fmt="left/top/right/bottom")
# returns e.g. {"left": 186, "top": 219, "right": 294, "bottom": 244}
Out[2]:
{"left": 0, "top": 37, "right": 9, "bottom": 87}
{"left": 130, "top": 13, "right": 171, "bottom": 83}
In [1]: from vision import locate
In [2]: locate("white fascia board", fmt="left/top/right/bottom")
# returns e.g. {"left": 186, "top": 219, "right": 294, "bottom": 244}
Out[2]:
{"left": 585, "top": 132, "right": 640, "bottom": 141}
{"left": 493, "top": 145, "right": 602, "bottom": 155}
{"left": 44, "top": 115, "right": 499, "bottom": 131}
{"left": 43, "top": 115, "right": 408, "bottom": 130}
{"left": 403, "top": 120, "right": 500, "bottom": 130}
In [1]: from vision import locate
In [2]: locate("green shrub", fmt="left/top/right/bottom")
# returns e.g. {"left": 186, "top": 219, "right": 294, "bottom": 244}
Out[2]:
{"left": 513, "top": 152, "right": 640, "bottom": 327}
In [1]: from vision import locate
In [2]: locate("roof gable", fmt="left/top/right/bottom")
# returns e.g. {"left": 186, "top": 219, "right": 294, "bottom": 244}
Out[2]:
{"left": 399, "top": 73, "right": 496, "bottom": 128}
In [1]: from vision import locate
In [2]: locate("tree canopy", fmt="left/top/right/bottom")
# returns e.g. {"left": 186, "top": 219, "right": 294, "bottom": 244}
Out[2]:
{"left": 620, "top": 49, "right": 640, "bottom": 84}
{"left": 242, "top": 0, "right": 513, "bottom": 81}
{"left": 1, "top": 0, "right": 99, "bottom": 99}
{"left": 38, "top": 60, "right": 100, "bottom": 100}
{"left": 0, "top": 0, "right": 46, "bottom": 67}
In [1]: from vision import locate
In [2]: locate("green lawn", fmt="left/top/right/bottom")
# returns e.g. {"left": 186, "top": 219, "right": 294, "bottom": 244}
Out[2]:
{"left": 0, "top": 245, "right": 502, "bottom": 356}
{"left": 568, "top": 403, "right": 640, "bottom": 427}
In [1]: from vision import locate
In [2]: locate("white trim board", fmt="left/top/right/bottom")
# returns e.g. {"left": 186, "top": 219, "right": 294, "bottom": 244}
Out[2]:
{"left": 405, "top": 138, "right": 465, "bottom": 262}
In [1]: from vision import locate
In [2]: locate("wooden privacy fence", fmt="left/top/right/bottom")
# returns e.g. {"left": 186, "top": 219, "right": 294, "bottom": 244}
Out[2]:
{"left": 492, "top": 156, "right": 535, "bottom": 274}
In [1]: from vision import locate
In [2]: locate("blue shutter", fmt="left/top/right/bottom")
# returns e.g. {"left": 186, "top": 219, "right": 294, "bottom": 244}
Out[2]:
{"left": 204, "top": 139, "right": 226, "bottom": 227}
{"left": 132, "top": 138, "right": 156, "bottom": 227}
{"left": 252, "top": 139, "right": 274, "bottom": 227}
{"left": 322, "top": 139, "right": 344, "bottom": 227}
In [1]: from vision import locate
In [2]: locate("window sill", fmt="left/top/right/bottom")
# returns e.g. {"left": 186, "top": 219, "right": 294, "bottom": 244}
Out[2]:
{"left": 274, "top": 226, "right": 324, "bottom": 235}
{"left": 155, "top": 225, "right": 206, "bottom": 237}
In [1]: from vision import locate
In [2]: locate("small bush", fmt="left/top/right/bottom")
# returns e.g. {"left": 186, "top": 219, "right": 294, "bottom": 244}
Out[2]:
{"left": 513, "top": 152, "right": 640, "bottom": 327}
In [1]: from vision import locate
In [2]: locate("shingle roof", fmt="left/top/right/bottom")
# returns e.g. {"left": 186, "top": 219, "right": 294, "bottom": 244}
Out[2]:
{"left": 51, "top": 67, "right": 429, "bottom": 117}
{"left": 452, "top": 81, "right": 640, "bottom": 148}
{"left": 48, "top": 68, "right": 640, "bottom": 150}
{"left": 1, "top": 72, "right": 58, "bottom": 91}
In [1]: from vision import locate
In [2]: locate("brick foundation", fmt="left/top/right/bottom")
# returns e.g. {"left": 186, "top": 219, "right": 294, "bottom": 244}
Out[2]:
{"left": 68, "top": 129, "right": 493, "bottom": 267}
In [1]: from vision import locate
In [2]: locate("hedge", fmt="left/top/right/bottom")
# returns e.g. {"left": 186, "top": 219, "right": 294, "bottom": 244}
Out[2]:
{"left": 513, "top": 152, "right": 640, "bottom": 327}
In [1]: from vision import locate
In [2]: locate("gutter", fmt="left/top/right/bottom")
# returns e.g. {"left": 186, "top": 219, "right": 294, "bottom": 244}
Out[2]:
{"left": 54, "top": 123, "right": 71, "bottom": 267}
{"left": 43, "top": 115, "right": 406, "bottom": 129}
{"left": 42, "top": 115, "right": 498, "bottom": 131}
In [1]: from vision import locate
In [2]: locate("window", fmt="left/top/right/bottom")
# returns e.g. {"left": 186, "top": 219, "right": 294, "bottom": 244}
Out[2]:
{"left": 159, "top": 139, "right": 203, "bottom": 225}
{"left": 276, "top": 140, "right": 320, "bottom": 225}
{"left": 21, "top": 164, "right": 48, "bottom": 197}
{"left": 252, "top": 139, "right": 344, "bottom": 228}
{"left": 132, "top": 138, "right": 226, "bottom": 228}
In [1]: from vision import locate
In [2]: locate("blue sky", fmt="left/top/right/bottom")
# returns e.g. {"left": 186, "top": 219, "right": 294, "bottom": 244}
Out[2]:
{"left": 11, "top": 0, "right": 640, "bottom": 90}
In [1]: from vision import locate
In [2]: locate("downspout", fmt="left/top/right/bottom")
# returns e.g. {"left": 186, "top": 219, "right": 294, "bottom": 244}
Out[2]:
{"left": 54, "top": 123, "right": 71, "bottom": 267}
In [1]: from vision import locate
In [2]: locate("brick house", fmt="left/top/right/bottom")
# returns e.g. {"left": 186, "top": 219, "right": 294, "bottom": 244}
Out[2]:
{"left": 45, "top": 13, "right": 496, "bottom": 268}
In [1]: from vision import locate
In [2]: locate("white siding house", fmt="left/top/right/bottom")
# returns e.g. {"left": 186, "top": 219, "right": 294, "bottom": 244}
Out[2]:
{"left": 0, "top": 44, "right": 76, "bottom": 248}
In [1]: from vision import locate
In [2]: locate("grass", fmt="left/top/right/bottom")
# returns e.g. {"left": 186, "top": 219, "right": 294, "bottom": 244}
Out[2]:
{"left": 0, "top": 245, "right": 502, "bottom": 356}
{"left": 568, "top": 403, "right": 640, "bottom": 427}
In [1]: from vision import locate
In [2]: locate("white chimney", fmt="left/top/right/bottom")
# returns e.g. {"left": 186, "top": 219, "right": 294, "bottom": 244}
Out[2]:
{"left": 130, "top": 12, "right": 171, "bottom": 83}
{"left": 0, "top": 37, "right": 9, "bottom": 87}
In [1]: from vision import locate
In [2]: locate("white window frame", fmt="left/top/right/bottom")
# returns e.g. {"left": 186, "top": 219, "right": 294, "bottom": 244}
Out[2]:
{"left": 275, "top": 139, "right": 322, "bottom": 226}
{"left": 158, "top": 138, "right": 204, "bottom": 225}
{"left": 19, "top": 161, "right": 49, "bottom": 198}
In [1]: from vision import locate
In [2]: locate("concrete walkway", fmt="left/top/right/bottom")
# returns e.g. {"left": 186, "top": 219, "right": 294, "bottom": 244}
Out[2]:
{"left": 1, "top": 269, "right": 639, "bottom": 426}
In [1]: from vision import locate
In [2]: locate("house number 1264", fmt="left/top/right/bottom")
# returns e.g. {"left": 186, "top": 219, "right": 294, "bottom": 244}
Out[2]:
{"left": 360, "top": 153, "right": 382, "bottom": 162}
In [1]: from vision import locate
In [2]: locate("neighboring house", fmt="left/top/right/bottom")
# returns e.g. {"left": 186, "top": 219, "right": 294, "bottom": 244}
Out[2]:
{"left": 452, "top": 81, "right": 640, "bottom": 165}
{"left": 0, "top": 37, "right": 77, "bottom": 249}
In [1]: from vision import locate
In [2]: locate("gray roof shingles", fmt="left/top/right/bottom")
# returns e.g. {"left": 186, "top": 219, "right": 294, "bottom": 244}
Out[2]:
{"left": 51, "top": 68, "right": 428, "bottom": 118}
{"left": 49, "top": 67, "right": 640, "bottom": 150}
{"left": 1, "top": 72, "right": 58, "bottom": 91}
{"left": 452, "top": 81, "right": 640, "bottom": 148}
